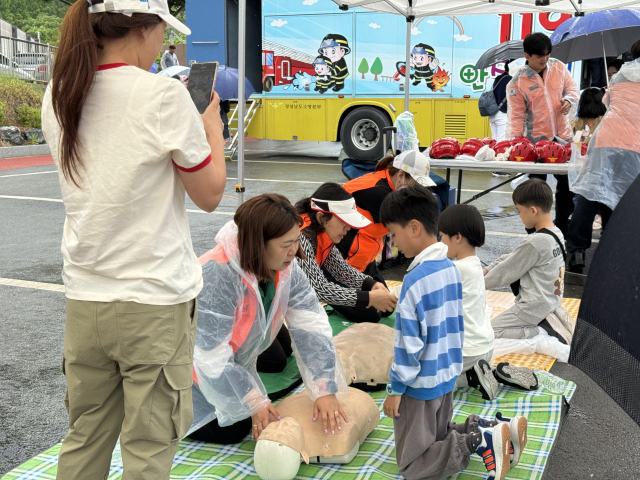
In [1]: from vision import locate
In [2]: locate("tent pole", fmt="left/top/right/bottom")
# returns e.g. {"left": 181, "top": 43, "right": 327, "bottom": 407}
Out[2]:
{"left": 404, "top": 18, "right": 411, "bottom": 112}
{"left": 237, "top": 0, "right": 247, "bottom": 206}
{"left": 602, "top": 32, "right": 610, "bottom": 87}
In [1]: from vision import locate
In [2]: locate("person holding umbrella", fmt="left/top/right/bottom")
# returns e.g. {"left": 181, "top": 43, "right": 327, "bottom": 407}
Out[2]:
{"left": 567, "top": 40, "right": 640, "bottom": 273}
{"left": 507, "top": 33, "right": 580, "bottom": 236}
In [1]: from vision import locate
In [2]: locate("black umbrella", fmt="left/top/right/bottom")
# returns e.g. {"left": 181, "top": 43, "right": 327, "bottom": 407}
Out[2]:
{"left": 474, "top": 40, "right": 524, "bottom": 70}
{"left": 570, "top": 174, "right": 640, "bottom": 426}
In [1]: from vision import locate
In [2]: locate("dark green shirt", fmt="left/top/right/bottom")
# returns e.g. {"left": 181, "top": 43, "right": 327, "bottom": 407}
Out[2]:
{"left": 258, "top": 279, "right": 276, "bottom": 318}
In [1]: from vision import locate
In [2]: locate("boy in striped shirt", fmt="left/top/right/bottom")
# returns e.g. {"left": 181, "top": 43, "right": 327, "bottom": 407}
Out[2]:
{"left": 380, "top": 186, "right": 512, "bottom": 480}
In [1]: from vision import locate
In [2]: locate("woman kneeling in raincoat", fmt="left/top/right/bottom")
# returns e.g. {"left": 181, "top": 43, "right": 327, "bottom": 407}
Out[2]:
{"left": 567, "top": 40, "right": 640, "bottom": 273}
{"left": 187, "top": 194, "right": 349, "bottom": 444}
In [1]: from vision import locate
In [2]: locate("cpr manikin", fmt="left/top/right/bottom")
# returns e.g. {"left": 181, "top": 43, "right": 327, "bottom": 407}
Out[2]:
{"left": 333, "top": 322, "right": 395, "bottom": 388}
{"left": 254, "top": 388, "right": 380, "bottom": 480}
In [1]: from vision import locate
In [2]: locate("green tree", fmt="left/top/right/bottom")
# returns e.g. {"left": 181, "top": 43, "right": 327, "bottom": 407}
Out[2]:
{"left": 0, "top": 0, "right": 187, "bottom": 45}
{"left": 370, "top": 57, "right": 383, "bottom": 81}
{"left": 358, "top": 58, "right": 369, "bottom": 79}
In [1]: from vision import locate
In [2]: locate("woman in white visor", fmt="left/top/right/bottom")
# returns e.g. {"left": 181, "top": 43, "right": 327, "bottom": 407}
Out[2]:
{"left": 296, "top": 183, "right": 398, "bottom": 324}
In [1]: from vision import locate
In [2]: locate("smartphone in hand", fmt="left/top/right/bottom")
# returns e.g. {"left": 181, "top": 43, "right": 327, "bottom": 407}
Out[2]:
{"left": 187, "top": 62, "right": 219, "bottom": 114}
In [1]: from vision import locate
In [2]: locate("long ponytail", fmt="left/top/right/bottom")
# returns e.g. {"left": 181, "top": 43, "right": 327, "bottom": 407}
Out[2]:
{"left": 52, "top": 0, "right": 163, "bottom": 187}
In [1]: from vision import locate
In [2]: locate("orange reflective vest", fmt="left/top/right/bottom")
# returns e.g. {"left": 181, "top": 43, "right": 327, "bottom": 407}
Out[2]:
{"left": 342, "top": 169, "right": 395, "bottom": 271}
{"left": 194, "top": 247, "right": 281, "bottom": 383}
{"left": 300, "top": 214, "right": 335, "bottom": 268}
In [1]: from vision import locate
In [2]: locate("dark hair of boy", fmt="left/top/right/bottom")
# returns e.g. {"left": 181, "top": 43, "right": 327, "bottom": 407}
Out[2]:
{"left": 296, "top": 182, "right": 352, "bottom": 233}
{"left": 438, "top": 204, "right": 485, "bottom": 248}
{"left": 169, "top": 44, "right": 176, "bottom": 50}
{"left": 512, "top": 178, "right": 554, "bottom": 213}
{"left": 380, "top": 185, "right": 439, "bottom": 236}
{"left": 523, "top": 32, "right": 552, "bottom": 57}
{"left": 632, "top": 39, "right": 640, "bottom": 60}
{"left": 577, "top": 87, "right": 606, "bottom": 119}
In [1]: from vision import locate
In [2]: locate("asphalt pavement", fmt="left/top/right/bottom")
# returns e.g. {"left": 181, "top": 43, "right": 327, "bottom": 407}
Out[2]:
{"left": 1, "top": 141, "right": 639, "bottom": 478}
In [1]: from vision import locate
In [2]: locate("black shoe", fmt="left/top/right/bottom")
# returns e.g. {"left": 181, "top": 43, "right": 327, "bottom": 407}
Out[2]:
{"left": 567, "top": 250, "right": 585, "bottom": 274}
{"left": 412, "top": 80, "right": 421, "bottom": 86}
{"left": 332, "top": 85, "right": 344, "bottom": 92}
{"left": 494, "top": 362, "right": 539, "bottom": 390}
{"left": 466, "top": 359, "right": 499, "bottom": 401}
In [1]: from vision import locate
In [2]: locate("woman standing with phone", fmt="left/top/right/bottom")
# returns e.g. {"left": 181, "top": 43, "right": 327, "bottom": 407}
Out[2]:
{"left": 41, "top": 1, "right": 226, "bottom": 478}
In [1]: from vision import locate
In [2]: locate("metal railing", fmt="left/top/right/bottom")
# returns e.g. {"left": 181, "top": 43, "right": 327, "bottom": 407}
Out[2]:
{"left": 0, "top": 35, "right": 57, "bottom": 83}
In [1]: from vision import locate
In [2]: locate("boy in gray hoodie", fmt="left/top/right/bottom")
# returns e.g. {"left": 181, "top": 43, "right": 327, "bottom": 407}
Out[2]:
{"left": 484, "top": 179, "right": 574, "bottom": 345}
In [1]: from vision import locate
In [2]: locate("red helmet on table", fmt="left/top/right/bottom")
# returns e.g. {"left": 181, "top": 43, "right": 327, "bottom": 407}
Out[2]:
{"left": 511, "top": 136, "right": 533, "bottom": 146}
{"left": 564, "top": 142, "right": 588, "bottom": 160}
{"left": 494, "top": 140, "right": 513, "bottom": 154}
{"left": 540, "top": 142, "right": 566, "bottom": 163}
{"left": 461, "top": 138, "right": 485, "bottom": 156}
{"left": 535, "top": 140, "right": 553, "bottom": 158}
{"left": 430, "top": 138, "right": 461, "bottom": 159}
{"left": 482, "top": 137, "right": 496, "bottom": 148}
{"left": 509, "top": 141, "right": 537, "bottom": 162}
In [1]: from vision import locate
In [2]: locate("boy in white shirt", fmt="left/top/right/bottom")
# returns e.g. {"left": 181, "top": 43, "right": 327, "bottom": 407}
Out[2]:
{"left": 439, "top": 205, "right": 539, "bottom": 401}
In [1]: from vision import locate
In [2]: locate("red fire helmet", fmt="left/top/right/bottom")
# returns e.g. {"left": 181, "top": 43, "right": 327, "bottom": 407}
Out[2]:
{"left": 511, "top": 136, "right": 533, "bottom": 146}
{"left": 509, "top": 141, "right": 538, "bottom": 162}
{"left": 540, "top": 142, "right": 566, "bottom": 163}
{"left": 460, "top": 138, "right": 485, "bottom": 156}
{"left": 430, "top": 138, "right": 461, "bottom": 159}
{"left": 494, "top": 140, "right": 513, "bottom": 154}
{"left": 482, "top": 137, "right": 496, "bottom": 148}
{"left": 535, "top": 140, "right": 553, "bottom": 158}
{"left": 564, "top": 142, "right": 588, "bottom": 160}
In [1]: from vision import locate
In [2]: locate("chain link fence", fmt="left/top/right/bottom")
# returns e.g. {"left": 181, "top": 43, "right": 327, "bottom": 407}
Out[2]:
{"left": 0, "top": 34, "right": 57, "bottom": 83}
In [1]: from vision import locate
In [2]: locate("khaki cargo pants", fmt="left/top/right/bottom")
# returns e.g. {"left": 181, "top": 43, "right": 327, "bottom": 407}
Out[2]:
{"left": 57, "top": 299, "right": 198, "bottom": 480}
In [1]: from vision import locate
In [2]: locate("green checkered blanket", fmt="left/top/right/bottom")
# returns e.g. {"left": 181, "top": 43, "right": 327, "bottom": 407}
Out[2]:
{"left": 3, "top": 378, "right": 575, "bottom": 480}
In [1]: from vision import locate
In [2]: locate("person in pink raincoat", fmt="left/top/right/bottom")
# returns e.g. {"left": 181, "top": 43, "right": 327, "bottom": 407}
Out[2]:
{"left": 507, "top": 33, "right": 580, "bottom": 236}
{"left": 566, "top": 40, "right": 640, "bottom": 273}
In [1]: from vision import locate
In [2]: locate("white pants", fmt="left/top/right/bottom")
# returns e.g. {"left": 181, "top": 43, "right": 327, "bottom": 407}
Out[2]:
{"left": 489, "top": 111, "right": 508, "bottom": 141}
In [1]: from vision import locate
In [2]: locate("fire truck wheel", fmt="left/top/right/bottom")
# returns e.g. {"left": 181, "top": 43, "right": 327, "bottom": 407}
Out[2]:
{"left": 340, "top": 107, "right": 391, "bottom": 161}
{"left": 263, "top": 76, "right": 274, "bottom": 92}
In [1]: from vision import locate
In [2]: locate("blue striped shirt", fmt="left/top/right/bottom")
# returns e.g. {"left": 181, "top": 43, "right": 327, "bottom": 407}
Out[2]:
{"left": 389, "top": 243, "right": 464, "bottom": 401}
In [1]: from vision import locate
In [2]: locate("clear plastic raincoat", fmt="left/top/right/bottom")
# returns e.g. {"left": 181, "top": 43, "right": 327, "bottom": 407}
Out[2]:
{"left": 188, "top": 221, "right": 348, "bottom": 434}
{"left": 507, "top": 59, "right": 579, "bottom": 142}
{"left": 571, "top": 59, "right": 640, "bottom": 210}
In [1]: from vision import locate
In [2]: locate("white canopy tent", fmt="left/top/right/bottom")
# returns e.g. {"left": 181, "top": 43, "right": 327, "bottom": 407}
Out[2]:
{"left": 235, "top": 0, "right": 640, "bottom": 205}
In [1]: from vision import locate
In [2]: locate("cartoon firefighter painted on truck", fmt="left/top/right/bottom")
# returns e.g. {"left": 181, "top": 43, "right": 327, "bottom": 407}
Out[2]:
{"left": 318, "top": 34, "right": 351, "bottom": 92}
{"left": 396, "top": 43, "right": 439, "bottom": 91}
{"left": 313, "top": 56, "right": 334, "bottom": 94}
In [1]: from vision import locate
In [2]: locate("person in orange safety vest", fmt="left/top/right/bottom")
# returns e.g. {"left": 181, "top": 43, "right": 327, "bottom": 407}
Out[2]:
{"left": 337, "top": 150, "right": 437, "bottom": 280}
{"left": 507, "top": 33, "right": 580, "bottom": 236}
{"left": 295, "top": 182, "right": 397, "bottom": 323}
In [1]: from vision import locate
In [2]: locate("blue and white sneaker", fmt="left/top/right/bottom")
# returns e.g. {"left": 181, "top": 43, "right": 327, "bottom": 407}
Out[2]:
{"left": 496, "top": 412, "right": 528, "bottom": 468}
{"left": 475, "top": 423, "right": 511, "bottom": 479}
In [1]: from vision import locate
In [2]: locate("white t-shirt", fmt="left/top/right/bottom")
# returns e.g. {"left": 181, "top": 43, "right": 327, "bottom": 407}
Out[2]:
{"left": 42, "top": 64, "right": 211, "bottom": 305}
{"left": 453, "top": 256, "right": 494, "bottom": 357}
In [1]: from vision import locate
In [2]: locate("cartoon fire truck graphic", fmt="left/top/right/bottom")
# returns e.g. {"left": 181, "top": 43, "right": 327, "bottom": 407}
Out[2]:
{"left": 262, "top": 40, "right": 316, "bottom": 92}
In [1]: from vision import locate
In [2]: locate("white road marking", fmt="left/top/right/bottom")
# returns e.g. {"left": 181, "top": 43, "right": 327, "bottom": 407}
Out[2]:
{"left": 0, "top": 170, "right": 58, "bottom": 178}
{"left": 0, "top": 278, "right": 65, "bottom": 293}
{"left": 236, "top": 159, "right": 342, "bottom": 166}
{"left": 0, "top": 169, "right": 515, "bottom": 194}
{"left": 0, "top": 194, "right": 62, "bottom": 202}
